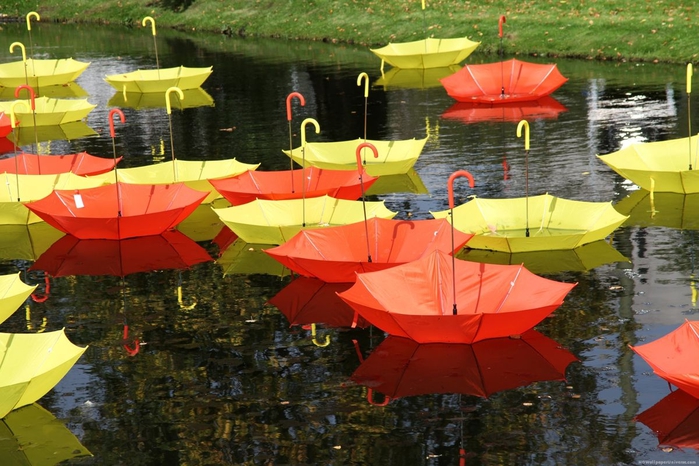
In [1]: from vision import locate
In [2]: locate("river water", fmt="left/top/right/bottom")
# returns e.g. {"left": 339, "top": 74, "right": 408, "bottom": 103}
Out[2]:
{"left": 0, "top": 21, "right": 697, "bottom": 466}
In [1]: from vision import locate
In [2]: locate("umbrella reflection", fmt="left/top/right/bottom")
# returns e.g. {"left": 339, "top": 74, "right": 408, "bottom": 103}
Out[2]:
{"left": 374, "top": 65, "right": 461, "bottom": 90}
{"left": 615, "top": 189, "right": 699, "bottom": 230}
{"left": 217, "top": 239, "right": 291, "bottom": 277}
{"left": 365, "top": 168, "right": 429, "bottom": 195}
{"left": 7, "top": 121, "right": 97, "bottom": 146}
{"left": 636, "top": 389, "right": 699, "bottom": 451}
{"left": 350, "top": 330, "right": 577, "bottom": 404}
{"left": 0, "top": 223, "right": 64, "bottom": 262}
{"left": 441, "top": 96, "right": 568, "bottom": 124}
{"left": 107, "top": 87, "right": 214, "bottom": 110}
{"left": 0, "top": 82, "right": 88, "bottom": 100}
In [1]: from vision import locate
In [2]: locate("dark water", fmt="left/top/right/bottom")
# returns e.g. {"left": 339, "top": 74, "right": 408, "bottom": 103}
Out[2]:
{"left": 0, "top": 21, "right": 697, "bottom": 465}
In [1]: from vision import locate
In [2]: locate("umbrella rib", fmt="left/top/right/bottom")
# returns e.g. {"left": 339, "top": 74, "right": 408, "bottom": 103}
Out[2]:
{"left": 466, "top": 66, "right": 487, "bottom": 97}
{"left": 529, "top": 66, "right": 557, "bottom": 96}
{"left": 493, "top": 266, "right": 524, "bottom": 314}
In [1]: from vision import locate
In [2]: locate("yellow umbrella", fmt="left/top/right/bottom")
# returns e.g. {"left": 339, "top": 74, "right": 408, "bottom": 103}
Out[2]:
{"left": 217, "top": 239, "right": 291, "bottom": 277}
{"left": 0, "top": 273, "right": 37, "bottom": 325}
{"left": 370, "top": 37, "right": 480, "bottom": 70}
{"left": 0, "top": 96, "right": 95, "bottom": 126}
{"left": 104, "top": 66, "right": 213, "bottom": 93}
{"left": 0, "top": 58, "right": 90, "bottom": 89}
{"left": 213, "top": 195, "right": 397, "bottom": 244}
{"left": 282, "top": 137, "right": 427, "bottom": 176}
{"left": 107, "top": 86, "right": 214, "bottom": 110}
{"left": 615, "top": 189, "right": 699, "bottom": 230}
{"left": 0, "top": 328, "right": 87, "bottom": 418}
{"left": 0, "top": 403, "right": 92, "bottom": 463}
{"left": 0, "top": 223, "right": 64, "bottom": 261}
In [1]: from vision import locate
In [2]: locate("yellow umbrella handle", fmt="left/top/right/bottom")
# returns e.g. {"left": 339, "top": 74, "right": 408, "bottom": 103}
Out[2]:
{"left": 165, "top": 86, "right": 184, "bottom": 115}
{"left": 357, "top": 72, "right": 369, "bottom": 98}
{"left": 421, "top": 0, "right": 426, "bottom": 10}
{"left": 300, "top": 117, "right": 320, "bottom": 146}
{"left": 688, "top": 63, "right": 694, "bottom": 94}
{"left": 26, "top": 11, "right": 40, "bottom": 31}
{"left": 10, "top": 101, "right": 28, "bottom": 128}
{"left": 142, "top": 16, "right": 157, "bottom": 36}
{"left": 517, "top": 119, "right": 530, "bottom": 151}
{"left": 9, "top": 42, "right": 26, "bottom": 62}
{"left": 311, "top": 323, "right": 330, "bottom": 347}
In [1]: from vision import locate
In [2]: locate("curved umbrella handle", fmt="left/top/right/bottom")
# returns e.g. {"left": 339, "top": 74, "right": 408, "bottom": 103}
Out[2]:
{"left": 517, "top": 119, "right": 530, "bottom": 151}
{"left": 357, "top": 72, "right": 369, "bottom": 98}
{"left": 165, "top": 86, "right": 184, "bottom": 115}
{"left": 367, "top": 388, "right": 390, "bottom": 406}
{"left": 26, "top": 11, "right": 40, "bottom": 31}
{"left": 177, "top": 284, "right": 197, "bottom": 310}
{"left": 286, "top": 92, "right": 305, "bottom": 121}
{"left": 355, "top": 141, "right": 378, "bottom": 174}
{"left": 300, "top": 117, "right": 320, "bottom": 146}
{"left": 448, "top": 170, "right": 475, "bottom": 209}
{"left": 142, "top": 16, "right": 157, "bottom": 36}
{"left": 499, "top": 15, "right": 506, "bottom": 38}
{"left": 310, "top": 323, "right": 330, "bottom": 347}
{"left": 31, "top": 275, "right": 50, "bottom": 303}
{"left": 14, "top": 84, "right": 36, "bottom": 110}
{"left": 10, "top": 101, "right": 28, "bottom": 128}
{"left": 109, "top": 108, "right": 126, "bottom": 138}
{"left": 688, "top": 63, "right": 693, "bottom": 95}
{"left": 9, "top": 42, "right": 26, "bottom": 62}
{"left": 122, "top": 324, "right": 140, "bottom": 357}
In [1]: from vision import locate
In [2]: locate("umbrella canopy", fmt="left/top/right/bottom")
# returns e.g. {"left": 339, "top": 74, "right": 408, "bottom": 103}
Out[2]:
{"left": 636, "top": 389, "right": 699, "bottom": 450}
{"left": 91, "top": 159, "right": 260, "bottom": 204}
{"left": 213, "top": 195, "right": 397, "bottom": 245}
{"left": 0, "top": 112, "right": 11, "bottom": 138}
{"left": 598, "top": 135, "right": 699, "bottom": 194}
{"left": 351, "top": 330, "right": 577, "bottom": 401}
{"left": 282, "top": 138, "right": 428, "bottom": 176}
{"left": 0, "top": 273, "right": 37, "bottom": 325}
{"left": 614, "top": 189, "right": 699, "bottom": 230}
{"left": 265, "top": 217, "right": 474, "bottom": 283}
{"left": 0, "top": 328, "right": 87, "bottom": 418}
{"left": 107, "top": 86, "right": 215, "bottom": 110}
{"left": 30, "top": 230, "right": 212, "bottom": 278}
{"left": 374, "top": 65, "right": 461, "bottom": 90}
{"left": 217, "top": 240, "right": 290, "bottom": 277}
{"left": 0, "top": 403, "right": 92, "bottom": 463}
{"left": 0, "top": 151, "right": 121, "bottom": 176}
{"left": 0, "top": 223, "right": 64, "bottom": 262}
{"left": 441, "top": 96, "right": 568, "bottom": 124}
{"left": 0, "top": 97, "right": 95, "bottom": 126}
{"left": 7, "top": 121, "right": 98, "bottom": 147}
{"left": 174, "top": 201, "right": 227, "bottom": 242}
{"left": 210, "top": 167, "right": 378, "bottom": 206}
{"left": 104, "top": 66, "right": 213, "bottom": 93}
{"left": 630, "top": 320, "right": 699, "bottom": 399}
{"left": 431, "top": 194, "right": 629, "bottom": 252}
{"left": 24, "top": 181, "right": 208, "bottom": 240}
{"left": 369, "top": 37, "right": 480, "bottom": 69}
{"left": 337, "top": 249, "right": 576, "bottom": 344}
{"left": 440, "top": 59, "right": 568, "bottom": 104}
{"left": 0, "top": 58, "right": 90, "bottom": 88}
{"left": 268, "top": 277, "right": 370, "bottom": 328}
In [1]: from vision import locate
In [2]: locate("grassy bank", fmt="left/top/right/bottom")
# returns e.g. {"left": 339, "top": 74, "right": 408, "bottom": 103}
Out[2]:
{"left": 5, "top": 1, "right": 698, "bottom": 64}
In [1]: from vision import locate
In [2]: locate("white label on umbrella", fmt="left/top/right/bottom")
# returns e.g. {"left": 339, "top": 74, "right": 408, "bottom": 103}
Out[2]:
{"left": 74, "top": 193, "right": 84, "bottom": 208}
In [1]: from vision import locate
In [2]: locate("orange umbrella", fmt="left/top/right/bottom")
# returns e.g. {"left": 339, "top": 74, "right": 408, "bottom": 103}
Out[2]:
{"left": 0, "top": 151, "right": 121, "bottom": 176}
{"left": 636, "top": 389, "right": 699, "bottom": 450}
{"left": 209, "top": 167, "right": 377, "bottom": 206}
{"left": 440, "top": 59, "right": 568, "bottom": 104}
{"left": 441, "top": 96, "right": 568, "bottom": 124}
{"left": 351, "top": 330, "right": 577, "bottom": 403}
{"left": 630, "top": 320, "right": 699, "bottom": 399}
{"left": 0, "top": 111, "right": 10, "bottom": 137}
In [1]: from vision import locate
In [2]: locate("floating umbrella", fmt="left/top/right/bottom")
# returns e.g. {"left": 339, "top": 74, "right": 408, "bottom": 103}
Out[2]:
{"left": 107, "top": 86, "right": 214, "bottom": 110}
{"left": 30, "top": 230, "right": 212, "bottom": 278}
{"left": 0, "top": 403, "right": 92, "bottom": 464}
{"left": 217, "top": 239, "right": 290, "bottom": 277}
{"left": 630, "top": 320, "right": 699, "bottom": 399}
{"left": 370, "top": 37, "right": 480, "bottom": 70}
{"left": 0, "top": 272, "right": 37, "bottom": 325}
{"left": 0, "top": 223, "right": 64, "bottom": 262}
{"left": 350, "top": 330, "right": 577, "bottom": 402}
{"left": 0, "top": 151, "right": 121, "bottom": 176}
{"left": 636, "top": 389, "right": 699, "bottom": 450}
{"left": 1, "top": 44, "right": 90, "bottom": 88}
{"left": 614, "top": 189, "right": 699, "bottom": 230}
{"left": 441, "top": 96, "right": 568, "bottom": 124}
{"left": 0, "top": 96, "right": 95, "bottom": 127}
{"left": 0, "top": 328, "right": 87, "bottom": 418}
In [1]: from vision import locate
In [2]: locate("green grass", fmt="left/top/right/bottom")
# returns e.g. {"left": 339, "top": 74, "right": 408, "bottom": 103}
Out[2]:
{"left": 8, "top": 0, "right": 699, "bottom": 64}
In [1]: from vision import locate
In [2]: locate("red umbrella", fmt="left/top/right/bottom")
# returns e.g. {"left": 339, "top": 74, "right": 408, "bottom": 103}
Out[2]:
{"left": 0, "top": 111, "right": 11, "bottom": 137}
{"left": 630, "top": 320, "right": 699, "bottom": 399}
{"left": 636, "top": 389, "right": 699, "bottom": 450}
{"left": 0, "top": 136, "right": 15, "bottom": 154}
{"left": 440, "top": 59, "right": 568, "bottom": 104}
{"left": 268, "top": 277, "right": 370, "bottom": 328}
{"left": 209, "top": 167, "right": 377, "bottom": 206}
{"left": 0, "top": 151, "right": 121, "bottom": 176}
{"left": 351, "top": 330, "right": 577, "bottom": 403}
{"left": 264, "top": 217, "right": 473, "bottom": 283}
{"left": 441, "top": 96, "right": 568, "bottom": 124}
{"left": 29, "top": 230, "right": 212, "bottom": 277}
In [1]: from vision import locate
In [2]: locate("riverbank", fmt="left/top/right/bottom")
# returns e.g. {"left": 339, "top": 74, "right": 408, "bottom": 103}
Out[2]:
{"left": 9, "top": 1, "right": 698, "bottom": 64}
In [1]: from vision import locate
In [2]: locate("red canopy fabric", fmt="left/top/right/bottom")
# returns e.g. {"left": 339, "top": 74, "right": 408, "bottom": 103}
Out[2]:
{"left": 0, "top": 152, "right": 121, "bottom": 176}
{"left": 337, "top": 250, "right": 576, "bottom": 343}
{"left": 210, "top": 167, "right": 378, "bottom": 206}
{"left": 351, "top": 330, "right": 577, "bottom": 401}
{"left": 25, "top": 182, "right": 208, "bottom": 240}
{"left": 30, "top": 230, "right": 212, "bottom": 277}
{"left": 636, "top": 389, "right": 699, "bottom": 450}
{"left": 441, "top": 96, "right": 568, "bottom": 124}
{"left": 0, "top": 112, "right": 10, "bottom": 138}
{"left": 264, "top": 217, "right": 473, "bottom": 283}
{"left": 440, "top": 59, "right": 568, "bottom": 104}
{"left": 630, "top": 320, "right": 699, "bottom": 399}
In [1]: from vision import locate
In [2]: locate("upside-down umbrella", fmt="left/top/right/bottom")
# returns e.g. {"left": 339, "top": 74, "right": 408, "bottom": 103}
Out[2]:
{"left": 614, "top": 189, "right": 699, "bottom": 230}
{"left": 630, "top": 320, "right": 699, "bottom": 399}
{"left": 29, "top": 230, "right": 212, "bottom": 278}
{"left": 0, "top": 95, "right": 95, "bottom": 127}
{"left": 441, "top": 96, "right": 568, "bottom": 124}
{"left": 0, "top": 328, "right": 87, "bottom": 418}
{"left": 1, "top": 42, "right": 90, "bottom": 88}
{"left": 636, "top": 389, "right": 699, "bottom": 450}
{"left": 0, "top": 403, "right": 92, "bottom": 464}
{"left": 350, "top": 330, "right": 577, "bottom": 402}
{"left": 0, "top": 272, "right": 37, "bottom": 325}
{"left": 370, "top": 37, "right": 480, "bottom": 70}
{"left": 0, "top": 151, "right": 121, "bottom": 176}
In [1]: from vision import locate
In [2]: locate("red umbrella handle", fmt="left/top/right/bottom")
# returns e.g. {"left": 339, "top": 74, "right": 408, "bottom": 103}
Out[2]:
{"left": 286, "top": 92, "right": 305, "bottom": 121}
{"left": 448, "top": 170, "right": 475, "bottom": 209}
{"left": 31, "top": 275, "right": 50, "bottom": 303}
{"left": 109, "top": 108, "right": 126, "bottom": 138}
{"left": 14, "top": 84, "right": 35, "bottom": 110}
{"left": 367, "top": 389, "right": 390, "bottom": 406}
{"left": 355, "top": 141, "right": 378, "bottom": 173}
{"left": 122, "top": 324, "right": 140, "bottom": 357}
{"left": 498, "top": 15, "right": 506, "bottom": 38}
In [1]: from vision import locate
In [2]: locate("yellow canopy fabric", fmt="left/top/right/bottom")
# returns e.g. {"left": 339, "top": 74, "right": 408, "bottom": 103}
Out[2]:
{"left": 104, "top": 66, "right": 213, "bottom": 93}
{"left": 0, "top": 82, "right": 88, "bottom": 100}
{"left": 217, "top": 240, "right": 290, "bottom": 277}
{"left": 365, "top": 168, "right": 429, "bottom": 195}
{"left": 107, "top": 87, "right": 215, "bottom": 110}
{"left": 0, "top": 273, "right": 37, "bottom": 325}
{"left": 0, "top": 329, "right": 87, "bottom": 418}
{"left": 283, "top": 138, "right": 427, "bottom": 176}
{"left": 615, "top": 189, "right": 699, "bottom": 230}
{"left": 597, "top": 135, "right": 699, "bottom": 194}
{"left": 431, "top": 194, "right": 628, "bottom": 253}
{"left": 8, "top": 121, "right": 98, "bottom": 146}
{"left": 0, "top": 58, "right": 90, "bottom": 88}
{"left": 0, "top": 97, "right": 95, "bottom": 126}
{"left": 374, "top": 65, "right": 461, "bottom": 90}
{"left": 213, "top": 195, "right": 397, "bottom": 244}
{"left": 370, "top": 37, "right": 480, "bottom": 69}
{"left": 0, "top": 223, "right": 64, "bottom": 261}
